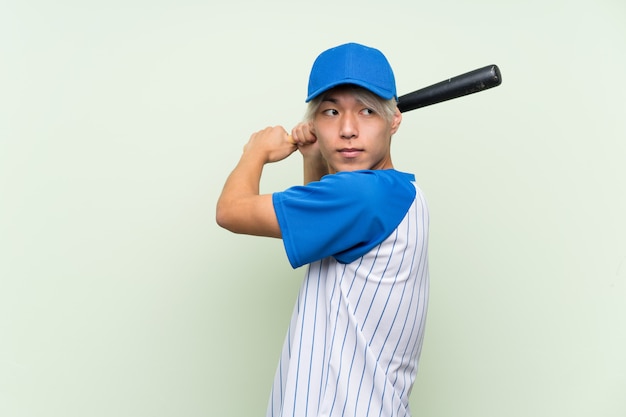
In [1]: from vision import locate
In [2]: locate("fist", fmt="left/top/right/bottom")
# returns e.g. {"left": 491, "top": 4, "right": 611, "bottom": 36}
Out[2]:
{"left": 244, "top": 126, "right": 297, "bottom": 163}
{"left": 290, "top": 121, "right": 317, "bottom": 146}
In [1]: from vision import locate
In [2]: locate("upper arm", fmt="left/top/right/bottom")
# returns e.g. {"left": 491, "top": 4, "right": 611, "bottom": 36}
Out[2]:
{"left": 216, "top": 194, "right": 281, "bottom": 238}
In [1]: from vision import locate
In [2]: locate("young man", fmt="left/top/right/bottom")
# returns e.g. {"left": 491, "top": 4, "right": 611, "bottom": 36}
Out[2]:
{"left": 216, "top": 43, "right": 430, "bottom": 417}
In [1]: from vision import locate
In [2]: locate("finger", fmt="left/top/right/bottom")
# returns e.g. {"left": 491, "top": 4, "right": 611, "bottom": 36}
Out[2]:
{"left": 294, "top": 123, "right": 316, "bottom": 144}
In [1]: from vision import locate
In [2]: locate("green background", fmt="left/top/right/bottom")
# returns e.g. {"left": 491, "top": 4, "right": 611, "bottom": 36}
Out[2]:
{"left": 2, "top": 1, "right": 625, "bottom": 416}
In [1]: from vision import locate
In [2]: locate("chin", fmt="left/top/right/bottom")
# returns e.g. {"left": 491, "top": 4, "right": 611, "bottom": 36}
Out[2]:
{"left": 331, "top": 163, "right": 371, "bottom": 173}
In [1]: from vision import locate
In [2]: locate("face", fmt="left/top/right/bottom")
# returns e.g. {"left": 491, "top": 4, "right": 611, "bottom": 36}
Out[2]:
{"left": 312, "top": 87, "right": 402, "bottom": 173}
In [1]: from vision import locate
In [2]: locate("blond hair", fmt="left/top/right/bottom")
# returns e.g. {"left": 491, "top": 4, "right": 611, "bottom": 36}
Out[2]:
{"left": 303, "top": 86, "right": 398, "bottom": 123}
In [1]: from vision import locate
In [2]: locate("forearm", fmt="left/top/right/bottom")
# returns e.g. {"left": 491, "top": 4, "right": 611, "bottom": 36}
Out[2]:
{"left": 216, "top": 153, "right": 280, "bottom": 237}
{"left": 303, "top": 154, "right": 329, "bottom": 185}
{"left": 218, "top": 151, "right": 264, "bottom": 206}
{"left": 216, "top": 125, "right": 296, "bottom": 237}
{"left": 289, "top": 121, "right": 327, "bottom": 184}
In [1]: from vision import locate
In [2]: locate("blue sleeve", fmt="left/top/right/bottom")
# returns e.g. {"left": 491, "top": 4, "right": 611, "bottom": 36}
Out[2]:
{"left": 272, "top": 170, "right": 416, "bottom": 268}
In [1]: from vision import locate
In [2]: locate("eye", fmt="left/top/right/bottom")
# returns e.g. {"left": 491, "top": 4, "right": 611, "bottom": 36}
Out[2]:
{"left": 321, "top": 108, "right": 339, "bottom": 116}
{"left": 360, "top": 108, "right": 376, "bottom": 116}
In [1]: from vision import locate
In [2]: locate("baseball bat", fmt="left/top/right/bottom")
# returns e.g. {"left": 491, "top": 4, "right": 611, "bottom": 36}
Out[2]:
{"left": 287, "top": 65, "right": 501, "bottom": 143}
{"left": 397, "top": 64, "right": 502, "bottom": 113}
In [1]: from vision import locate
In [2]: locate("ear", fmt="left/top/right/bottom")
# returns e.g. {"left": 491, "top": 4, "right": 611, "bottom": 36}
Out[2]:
{"left": 390, "top": 108, "right": 402, "bottom": 134}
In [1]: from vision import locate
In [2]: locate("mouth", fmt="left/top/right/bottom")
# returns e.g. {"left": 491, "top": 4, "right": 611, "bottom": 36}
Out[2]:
{"left": 338, "top": 148, "right": 363, "bottom": 158}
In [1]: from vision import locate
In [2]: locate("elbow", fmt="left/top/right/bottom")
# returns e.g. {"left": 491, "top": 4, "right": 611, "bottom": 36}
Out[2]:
{"left": 215, "top": 202, "right": 234, "bottom": 232}
{"left": 216, "top": 195, "right": 280, "bottom": 237}
{"left": 216, "top": 200, "right": 247, "bottom": 234}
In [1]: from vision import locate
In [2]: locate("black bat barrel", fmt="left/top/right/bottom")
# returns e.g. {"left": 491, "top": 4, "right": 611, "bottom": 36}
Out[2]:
{"left": 397, "top": 65, "right": 502, "bottom": 113}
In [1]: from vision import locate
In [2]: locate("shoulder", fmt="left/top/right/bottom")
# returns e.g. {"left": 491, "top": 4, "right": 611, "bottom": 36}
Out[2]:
{"left": 272, "top": 169, "right": 417, "bottom": 213}
{"left": 272, "top": 169, "right": 420, "bottom": 268}
{"left": 323, "top": 169, "right": 417, "bottom": 200}
{"left": 320, "top": 169, "right": 415, "bottom": 188}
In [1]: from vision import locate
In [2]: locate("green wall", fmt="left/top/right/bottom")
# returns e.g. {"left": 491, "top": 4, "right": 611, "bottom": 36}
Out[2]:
{"left": 1, "top": 1, "right": 624, "bottom": 416}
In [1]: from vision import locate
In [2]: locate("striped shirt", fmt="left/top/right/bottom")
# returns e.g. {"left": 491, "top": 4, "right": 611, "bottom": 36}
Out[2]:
{"left": 270, "top": 170, "right": 429, "bottom": 417}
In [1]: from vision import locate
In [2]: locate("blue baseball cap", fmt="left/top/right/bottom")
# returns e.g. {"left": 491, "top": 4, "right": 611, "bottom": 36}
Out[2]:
{"left": 306, "top": 43, "right": 397, "bottom": 102}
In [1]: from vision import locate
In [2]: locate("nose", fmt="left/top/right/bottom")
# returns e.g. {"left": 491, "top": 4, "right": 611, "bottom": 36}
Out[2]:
{"left": 339, "top": 113, "right": 357, "bottom": 139}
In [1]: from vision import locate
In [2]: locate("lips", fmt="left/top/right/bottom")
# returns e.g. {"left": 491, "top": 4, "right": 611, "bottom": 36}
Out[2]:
{"left": 339, "top": 148, "right": 363, "bottom": 158}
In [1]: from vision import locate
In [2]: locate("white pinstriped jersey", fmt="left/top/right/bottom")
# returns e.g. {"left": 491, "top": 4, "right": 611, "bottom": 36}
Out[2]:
{"left": 268, "top": 183, "right": 429, "bottom": 417}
